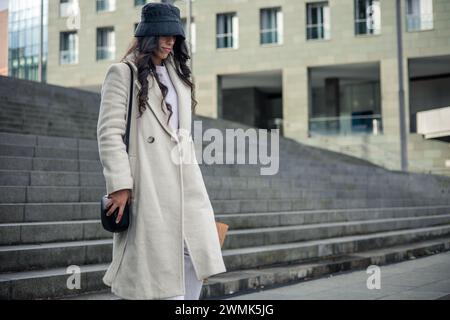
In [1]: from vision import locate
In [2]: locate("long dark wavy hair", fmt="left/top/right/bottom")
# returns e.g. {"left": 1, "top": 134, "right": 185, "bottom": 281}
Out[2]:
{"left": 120, "top": 35, "right": 197, "bottom": 124}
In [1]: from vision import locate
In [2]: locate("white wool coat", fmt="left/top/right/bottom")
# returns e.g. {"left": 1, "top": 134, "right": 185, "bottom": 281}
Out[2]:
{"left": 97, "top": 52, "right": 227, "bottom": 300}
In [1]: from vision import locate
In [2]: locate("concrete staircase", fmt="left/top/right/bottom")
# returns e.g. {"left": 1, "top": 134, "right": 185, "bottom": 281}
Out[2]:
{"left": 1, "top": 130, "right": 450, "bottom": 300}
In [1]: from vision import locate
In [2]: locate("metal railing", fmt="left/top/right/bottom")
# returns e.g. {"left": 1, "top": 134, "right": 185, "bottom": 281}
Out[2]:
{"left": 309, "top": 114, "right": 382, "bottom": 136}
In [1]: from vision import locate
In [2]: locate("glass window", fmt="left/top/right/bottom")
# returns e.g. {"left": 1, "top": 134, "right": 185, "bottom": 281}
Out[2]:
{"left": 60, "top": 31, "right": 78, "bottom": 64}
{"left": 8, "top": 0, "right": 49, "bottom": 81}
{"left": 135, "top": 0, "right": 151, "bottom": 6}
{"left": 309, "top": 64, "right": 382, "bottom": 136}
{"left": 96, "top": 0, "right": 116, "bottom": 12}
{"left": 260, "top": 7, "right": 283, "bottom": 45}
{"left": 406, "top": 0, "right": 433, "bottom": 31}
{"left": 354, "top": 0, "right": 381, "bottom": 35}
{"left": 216, "top": 13, "right": 238, "bottom": 49}
{"left": 97, "top": 27, "right": 115, "bottom": 60}
{"left": 306, "top": 2, "right": 330, "bottom": 40}
{"left": 60, "top": 0, "right": 78, "bottom": 18}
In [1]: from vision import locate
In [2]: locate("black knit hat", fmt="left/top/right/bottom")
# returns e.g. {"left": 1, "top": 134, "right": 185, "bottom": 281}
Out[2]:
{"left": 135, "top": 3, "right": 185, "bottom": 40}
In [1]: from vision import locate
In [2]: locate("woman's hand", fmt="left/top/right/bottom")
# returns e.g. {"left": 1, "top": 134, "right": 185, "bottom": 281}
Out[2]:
{"left": 105, "top": 189, "right": 132, "bottom": 224}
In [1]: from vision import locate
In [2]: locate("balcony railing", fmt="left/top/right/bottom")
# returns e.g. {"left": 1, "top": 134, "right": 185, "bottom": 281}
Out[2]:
{"left": 309, "top": 114, "right": 382, "bottom": 136}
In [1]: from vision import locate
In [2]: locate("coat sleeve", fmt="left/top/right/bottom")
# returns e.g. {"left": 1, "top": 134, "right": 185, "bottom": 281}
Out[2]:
{"left": 97, "top": 62, "right": 133, "bottom": 196}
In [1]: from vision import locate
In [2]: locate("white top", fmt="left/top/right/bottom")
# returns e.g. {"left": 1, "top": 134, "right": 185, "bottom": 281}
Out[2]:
{"left": 155, "top": 63, "right": 179, "bottom": 131}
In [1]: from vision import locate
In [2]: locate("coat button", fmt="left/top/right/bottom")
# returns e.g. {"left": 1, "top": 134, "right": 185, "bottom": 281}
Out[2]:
{"left": 147, "top": 136, "right": 155, "bottom": 143}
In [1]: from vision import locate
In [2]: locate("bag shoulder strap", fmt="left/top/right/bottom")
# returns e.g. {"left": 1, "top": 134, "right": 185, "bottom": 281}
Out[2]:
{"left": 122, "top": 61, "right": 134, "bottom": 153}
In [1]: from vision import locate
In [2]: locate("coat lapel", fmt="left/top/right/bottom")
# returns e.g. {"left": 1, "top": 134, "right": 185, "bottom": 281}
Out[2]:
{"left": 123, "top": 52, "right": 192, "bottom": 142}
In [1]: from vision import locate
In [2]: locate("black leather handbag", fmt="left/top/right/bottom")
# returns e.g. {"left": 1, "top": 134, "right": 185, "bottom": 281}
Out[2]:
{"left": 100, "top": 61, "right": 134, "bottom": 233}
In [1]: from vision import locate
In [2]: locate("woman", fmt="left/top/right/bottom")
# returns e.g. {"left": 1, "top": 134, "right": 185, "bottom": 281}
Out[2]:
{"left": 96, "top": 3, "right": 226, "bottom": 300}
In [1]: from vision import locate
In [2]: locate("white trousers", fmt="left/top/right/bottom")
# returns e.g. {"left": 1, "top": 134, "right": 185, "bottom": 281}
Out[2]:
{"left": 163, "top": 239, "right": 204, "bottom": 300}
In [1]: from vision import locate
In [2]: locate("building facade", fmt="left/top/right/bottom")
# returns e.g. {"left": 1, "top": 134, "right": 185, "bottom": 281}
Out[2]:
{"left": 46, "top": 0, "right": 195, "bottom": 91}
{"left": 0, "top": 5, "right": 8, "bottom": 76}
{"left": 8, "top": 0, "right": 48, "bottom": 81}
{"left": 45, "top": 0, "right": 450, "bottom": 174}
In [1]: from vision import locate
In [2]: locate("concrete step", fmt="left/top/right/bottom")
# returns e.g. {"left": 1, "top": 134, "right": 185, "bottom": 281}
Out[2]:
{"left": 2, "top": 222, "right": 450, "bottom": 273}
{"left": 0, "top": 144, "right": 100, "bottom": 161}
{"left": 224, "top": 214, "right": 450, "bottom": 249}
{"left": 0, "top": 170, "right": 102, "bottom": 187}
{"left": 0, "top": 142, "right": 329, "bottom": 166}
{"left": 206, "top": 236, "right": 450, "bottom": 300}
{"left": 0, "top": 262, "right": 109, "bottom": 300}
{"left": 0, "top": 132, "right": 97, "bottom": 150}
{"left": 58, "top": 289, "right": 121, "bottom": 300}
{"left": 0, "top": 133, "right": 342, "bottom": 162}
{"left": 0, "top": 202, "right": 100, "bottom": 223}
{"left": 0, "top": 130, "right": 389, "bottom": 172}
{"left": 1, "top": 196, "right": 448, "bottom": 217}
{"left": 223, "top": 224, "right": 450, "bottom": 271}
{"left": 0, "top": 184, "right": 413, "bottom": 203}
{"left": 220, "top": 197, "right": 449, "bottom": 212}
{"left": 0, "top": 131, "right": 378, "bottom": 171}
{"left": 3, "top": 201, "right": 450, "bottom": 226}
{"left": 0, "top": 156, "right": 100, "bottom": 172}
{"left": 2, "top": 169, "right": 448, "bottom": 205}
{"left": 0, "top": 168, "right": 381, "bottom": 188}
{"left": 0, "top": 153, "right": 446, "bottom": 198}
{"left": 0, "top": 123, "right": 98, "bottom": 139}
{"left": 216, "top": 205, "right": 450, "bottom": 229}
{"left": 0, "top": 220, "right": 110, "bottom": 245}
{"left": 0, "top": 210, "right": 450, "bottom": 249}
{"left": 59, "top": 236, "right": 450, "bottom": 300}
{"left": 0, "top": 181, "right": 418, "bottom": 203}
{"left": 0, "top": 169, "right": 391, "bottom": 192}
{"left": 2, "top": 231, "right": 450, "bottom": 300}
{"left": 2, "top": 212, "right": 450, "bottom": 247}
{"left": 0, "top": 155, "right": 380, "bottom": 180}
{"left": 0, "top": 239, "right": 111, "bottom": 273}
{"left": 1, "top": 170, "right": 420, "bottom": 200}
{"left": 0, "top": 147, "right": 379, "bottom": 181}
{"left": 0, "top": 129, "right": 390, "bottom": 175}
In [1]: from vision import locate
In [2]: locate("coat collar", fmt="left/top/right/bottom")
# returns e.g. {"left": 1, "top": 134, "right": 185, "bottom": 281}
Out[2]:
{"left": 123, "top": 52, "right": 192, "bottom": 142}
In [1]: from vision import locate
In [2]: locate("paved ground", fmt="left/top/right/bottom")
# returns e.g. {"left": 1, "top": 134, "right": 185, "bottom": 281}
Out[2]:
{"left": 224, "top": 251, "right": 450, "bottom": 300}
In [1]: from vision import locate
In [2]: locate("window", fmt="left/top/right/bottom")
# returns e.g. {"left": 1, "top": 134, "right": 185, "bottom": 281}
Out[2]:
{"left": 216, "top": 13, "right": 238, "bottom": 49}
{"left": 306, "top": 2, "right": 330, "bottom": 40}
{"left": 406, "top": 0, "right": 433, "bottom": 31}
{"left": 354, "top": 0, "right": 380, "bottom": 35}
{"left": 8, "top": 0, "right": 49, "bottom": 81}
{"left": 60, "top": 31, "right": 78, "bottom": 64}
{"left": 97, "top": 27, "right": 115, "bottom": 60}
{"left": 260, "top": 7, "right": 283, "bottom": 45}
{"left": 96, "top": 0, "right": 116, "bottom": 12}
{"left": 309, "top": 63, "right": 382, "bottom": 136}
{"left": 135, "top": 0, "right": 150, "bottom": 6}
{"left": 60, "top": 0, "right": 78, "bottom": 18}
